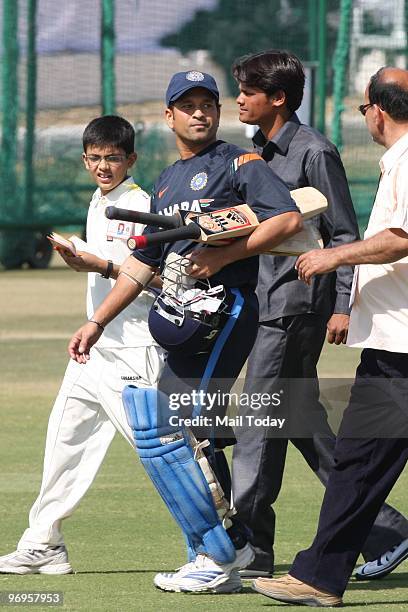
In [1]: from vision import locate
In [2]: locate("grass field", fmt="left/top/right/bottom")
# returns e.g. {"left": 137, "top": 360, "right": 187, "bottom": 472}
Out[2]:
{"left": 0, "top": 266, "right": 407, "bottom": 611}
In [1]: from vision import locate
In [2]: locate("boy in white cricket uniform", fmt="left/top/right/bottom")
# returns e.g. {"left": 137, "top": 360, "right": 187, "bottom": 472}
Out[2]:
{"left": 0, "top": 116, "right": 165, "bottom": 574}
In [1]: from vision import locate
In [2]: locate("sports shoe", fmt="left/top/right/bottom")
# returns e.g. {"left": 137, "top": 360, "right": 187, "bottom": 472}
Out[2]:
{"left": 154, "top": 543, "right": 254, "bottom": 593}
{"left": 239, "top": 557, "right": 273, "bottom": 579}
{"left": 253, "top": 575, "right": 343, "bottom": 607}
{"left": 0, "top": 546, "right": 73, "bottom": 575}
{"left": 355, "top": 538, "right": 408, "bottom": 580}
{"left": 154, "top": 562, "right": 242, "bottom": 594}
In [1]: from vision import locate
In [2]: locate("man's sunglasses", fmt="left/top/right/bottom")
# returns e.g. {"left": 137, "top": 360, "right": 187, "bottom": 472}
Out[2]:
{"left": 358, "top": 103, "right": 374, "bottom": 116}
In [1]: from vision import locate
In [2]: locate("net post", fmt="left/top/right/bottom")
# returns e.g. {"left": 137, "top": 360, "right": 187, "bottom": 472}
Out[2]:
{"left": 317, "top": 0, "right": 327, "bottom": 134}
{"left": 1, "top": 0, "right": 19, "bottom": 208}
{"left": 101, "top": 0, "right": 116, "bottom": 114}
{"left": 23, "top": 0, "right": 38, "bottom": 221}
{"left": 331, "top": 0, "right": 353, "bottom": 151}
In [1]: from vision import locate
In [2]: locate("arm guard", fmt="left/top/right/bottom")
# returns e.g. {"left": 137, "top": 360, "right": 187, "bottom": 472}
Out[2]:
{"left": 119, "top": 256, "right": 156, "bottom": 288}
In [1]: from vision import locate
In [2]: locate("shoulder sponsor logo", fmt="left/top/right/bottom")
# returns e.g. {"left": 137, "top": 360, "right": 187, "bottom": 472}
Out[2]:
{"left": 190, "top": 172, "right": 208, "bottom": 191}
{"left": 186, "top": 71, "right": 204, "bottom": 82}
{"left": 232, "top": 152, "right": 263, "bottom": 172}
{"left": 159, "top": 186, "right": 169, "bottom": 198}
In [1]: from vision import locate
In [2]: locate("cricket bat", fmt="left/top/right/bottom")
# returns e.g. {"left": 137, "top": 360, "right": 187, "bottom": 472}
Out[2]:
{"left": 290, "top": 186, "right": 327, "bottom": 220}
{"left": 106, "top": 186, "right": 328, "bottom": 255}
{"left": 267, "top": 223, "right": 323, "bottom": 256}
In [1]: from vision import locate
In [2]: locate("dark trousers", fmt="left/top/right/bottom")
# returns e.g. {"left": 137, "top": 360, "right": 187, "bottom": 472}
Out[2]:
{"left": 291, "top": 348, "right": 408, "bottom": 596}
{"left": 232, "top": 317, "right": 408, "bottom": 571}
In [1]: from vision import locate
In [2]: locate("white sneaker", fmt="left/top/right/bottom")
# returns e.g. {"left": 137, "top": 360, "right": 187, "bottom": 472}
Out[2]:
{"left": 154, "top": 543, "right": 254, "bottom": 593}
{"left": 355, "top": 538, "right": 408, "bottom": 580}
{"left": 154, "top": 561, "right": 242, "bottom": 594}
{"left": 0, "top": 546, "right": 73, "bottom": 575}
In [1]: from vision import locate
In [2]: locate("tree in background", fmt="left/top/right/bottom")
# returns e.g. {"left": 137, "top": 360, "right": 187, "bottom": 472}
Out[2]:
{"left": 161, "top": 0, "right": 340, "bottom": 95}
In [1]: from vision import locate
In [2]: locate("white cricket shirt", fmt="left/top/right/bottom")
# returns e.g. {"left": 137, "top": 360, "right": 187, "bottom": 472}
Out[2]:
{"left": 347, "top": 132, "right": 408, "bottom": 353}
{"left": 86, "top": 177, "right": 156, "bottom": 348}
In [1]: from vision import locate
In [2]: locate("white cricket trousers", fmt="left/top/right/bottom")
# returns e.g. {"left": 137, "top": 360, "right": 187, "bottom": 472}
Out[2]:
{"left": 18, "top": 345, "right": 165, "bottom": 550}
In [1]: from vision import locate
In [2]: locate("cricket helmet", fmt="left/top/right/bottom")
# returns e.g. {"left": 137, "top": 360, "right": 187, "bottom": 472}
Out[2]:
{"left": 148, "top": 253, "right": 228, "bottom": 355}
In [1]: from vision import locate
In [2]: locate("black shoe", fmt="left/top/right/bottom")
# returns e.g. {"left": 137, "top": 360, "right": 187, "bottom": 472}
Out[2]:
{"left": 238, "top": 558, "right": 273, "bottom": 579}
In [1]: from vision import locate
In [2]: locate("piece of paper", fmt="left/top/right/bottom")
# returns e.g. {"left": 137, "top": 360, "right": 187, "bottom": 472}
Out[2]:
{"left": 69, "top": 235, "right": 93, "bottom": 254}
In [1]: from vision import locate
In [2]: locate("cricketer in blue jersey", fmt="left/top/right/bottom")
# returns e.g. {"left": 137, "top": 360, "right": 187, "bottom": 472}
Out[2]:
{"left": 137, "top": 141, "right": 298, "bottom": 288}
{"left": 68, "top": 71, "right": 302, "bottom": 594}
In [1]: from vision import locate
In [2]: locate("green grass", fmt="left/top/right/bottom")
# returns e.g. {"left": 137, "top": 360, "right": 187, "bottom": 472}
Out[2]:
{"left": 0, "top": 267, "right": 407, "bottom": 611}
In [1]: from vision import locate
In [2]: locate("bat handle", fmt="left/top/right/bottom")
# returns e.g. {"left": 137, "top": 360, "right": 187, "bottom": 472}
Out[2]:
{"left": 105, "top": 206, "right": 181, "bottom": 229}
{"left": 128, "top": 224, "right": 201, "bottom": 250}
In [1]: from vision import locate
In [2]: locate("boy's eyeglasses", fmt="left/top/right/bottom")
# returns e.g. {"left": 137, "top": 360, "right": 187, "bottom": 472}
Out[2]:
{"left": 358, "top": 103, "right": 373, "bottom": 116}
{"left": 84, "top": 154, "right": 127, "bottom": 165}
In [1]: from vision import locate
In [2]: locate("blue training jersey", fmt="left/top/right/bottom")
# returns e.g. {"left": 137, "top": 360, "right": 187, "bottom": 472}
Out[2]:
{"left": 135, "top": 140, "right": 298, "bottom": 288}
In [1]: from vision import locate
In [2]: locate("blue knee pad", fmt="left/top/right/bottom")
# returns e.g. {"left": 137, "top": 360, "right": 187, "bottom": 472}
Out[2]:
{"left": 122, "top": 386, "right": 236, "bottom": 565}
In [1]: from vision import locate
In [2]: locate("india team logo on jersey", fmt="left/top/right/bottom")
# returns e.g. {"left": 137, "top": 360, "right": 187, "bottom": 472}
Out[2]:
{"left": 190, "top": 172, "right": 208, "bottom": 191}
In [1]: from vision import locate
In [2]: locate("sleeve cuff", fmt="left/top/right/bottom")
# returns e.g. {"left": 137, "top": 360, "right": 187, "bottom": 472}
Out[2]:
{"left": 257, "top": 205, "right": 300, "bottom": 222}
{"left": 133, "top": 252, "right": 160, "bottom": 269}
{"left": 334, "top": 293, "right": 352, "bottom": 315}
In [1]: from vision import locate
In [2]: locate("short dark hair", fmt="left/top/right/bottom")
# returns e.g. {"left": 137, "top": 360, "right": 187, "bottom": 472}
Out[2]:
{"left": 369, "top": 67, "right": 408, "bottom": 121}
{"left": 83, "top": 115, "right": 135, "bottom": 154}
{"left": 232, "top": 50, "right": 305, "bottom": 112}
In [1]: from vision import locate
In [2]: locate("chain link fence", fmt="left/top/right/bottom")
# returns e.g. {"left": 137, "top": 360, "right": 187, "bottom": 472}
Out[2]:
{"left": 331, "top": 0, "right": 408, "bottom": 231}
{"left": 1, "top": 0, "right": 406, "bottom": 268}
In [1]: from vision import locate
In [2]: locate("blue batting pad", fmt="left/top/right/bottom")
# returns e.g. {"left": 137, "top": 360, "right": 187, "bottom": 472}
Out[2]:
{"left": 123, "top": 385, "right": 236, "bottom": 565}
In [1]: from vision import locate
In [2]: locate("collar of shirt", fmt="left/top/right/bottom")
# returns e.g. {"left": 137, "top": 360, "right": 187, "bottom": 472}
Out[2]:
{"left": 92, "top": 176, "right": 135, "bottom": 204}
{"left": 253, "top": 113, "right": 301, "bottom": 159}
{"left": 379, "top": 131, "right": 408, "bottom": 176}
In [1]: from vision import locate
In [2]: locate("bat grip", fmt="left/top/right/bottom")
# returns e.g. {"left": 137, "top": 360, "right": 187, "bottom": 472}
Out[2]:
{"left": 128, "top": 224, "right": 201, "bottom": 250}
{"left": 105, "top": 206, "right": 181, "bottom": 229}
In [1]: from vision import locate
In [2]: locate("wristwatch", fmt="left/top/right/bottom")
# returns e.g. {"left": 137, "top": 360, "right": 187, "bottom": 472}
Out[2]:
{"left": 101, "top": 260, "right": 113, "bottom": 279}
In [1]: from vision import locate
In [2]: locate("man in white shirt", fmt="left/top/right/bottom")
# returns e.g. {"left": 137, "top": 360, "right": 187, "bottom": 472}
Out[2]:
{"left": 252, "top": 67, "right": 408, "bottom": 606}
{"left": 0, "top": 116, "right": 165, "bottom": 575}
